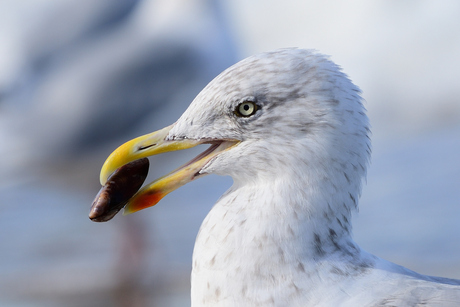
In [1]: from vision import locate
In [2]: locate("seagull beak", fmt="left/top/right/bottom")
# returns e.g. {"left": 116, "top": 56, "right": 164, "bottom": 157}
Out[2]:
{"left": 99, "top": 124, "right": 239, "bottom": 215}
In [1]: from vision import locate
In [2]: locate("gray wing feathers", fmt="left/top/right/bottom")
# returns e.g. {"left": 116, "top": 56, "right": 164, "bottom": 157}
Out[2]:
{"left": 373, "top": 281, "right": 460, "bottom": 306}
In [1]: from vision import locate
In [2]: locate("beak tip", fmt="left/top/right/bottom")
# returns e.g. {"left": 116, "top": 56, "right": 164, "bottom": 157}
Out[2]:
{"left": 122, "top": 207, "right": 132, "bottom": 216}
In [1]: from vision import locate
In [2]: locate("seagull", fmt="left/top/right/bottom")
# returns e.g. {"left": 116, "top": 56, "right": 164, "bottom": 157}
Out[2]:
{"left": 97, "top": 48, "right": 460, "bottom": 306}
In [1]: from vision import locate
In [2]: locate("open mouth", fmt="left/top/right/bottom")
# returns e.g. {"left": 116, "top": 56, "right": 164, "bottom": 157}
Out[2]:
{"left": 172, "top": 140, "right": 235, "bottom": 179}
{"left": 90, "top": 132, "right": 239, "bottom": 222}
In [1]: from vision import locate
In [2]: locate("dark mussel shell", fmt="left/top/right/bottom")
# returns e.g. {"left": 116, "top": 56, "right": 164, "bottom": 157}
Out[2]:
{"left": 89, "top": 158, "right": 149, "bottom": 222}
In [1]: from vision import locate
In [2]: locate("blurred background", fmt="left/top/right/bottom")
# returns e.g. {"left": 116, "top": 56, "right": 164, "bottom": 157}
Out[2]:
{"left": 0, "top": 0, "right": 459, "bottom": 306}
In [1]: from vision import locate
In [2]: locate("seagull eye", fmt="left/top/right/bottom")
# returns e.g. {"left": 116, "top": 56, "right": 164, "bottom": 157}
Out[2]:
{"left": 235, "top": 101, "right": 257, "bottom": 117}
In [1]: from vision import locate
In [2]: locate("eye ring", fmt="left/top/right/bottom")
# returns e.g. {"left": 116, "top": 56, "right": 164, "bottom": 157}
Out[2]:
{"left": 234, "top": 101, "right": 258, "bottom": 117}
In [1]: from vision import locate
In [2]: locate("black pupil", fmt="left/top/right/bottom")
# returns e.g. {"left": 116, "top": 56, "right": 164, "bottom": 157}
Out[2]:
{"left": 243, "top": 104, "right": 250, "bottom": 111}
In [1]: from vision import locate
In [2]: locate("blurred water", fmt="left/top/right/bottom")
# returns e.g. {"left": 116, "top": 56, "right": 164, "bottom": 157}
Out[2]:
{"left": 0, "top": 171, "right": 231, "bottom": 306}
{"left": 355, "top": 124, "right": 460, "bottom": 278}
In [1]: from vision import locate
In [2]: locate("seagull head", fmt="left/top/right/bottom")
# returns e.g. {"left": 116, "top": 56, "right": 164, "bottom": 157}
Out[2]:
{"left": 99, "top": 48, "right": 371, "bottom": 216}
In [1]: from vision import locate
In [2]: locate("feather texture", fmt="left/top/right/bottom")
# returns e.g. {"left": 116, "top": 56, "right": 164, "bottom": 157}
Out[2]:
{"left": 163, "top": 49, "right": 460, "bottom": 306}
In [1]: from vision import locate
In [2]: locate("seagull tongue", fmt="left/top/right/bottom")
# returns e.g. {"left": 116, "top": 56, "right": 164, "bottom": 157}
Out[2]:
{"left": 89, "top": 158, "right": 149, "bottom": 222}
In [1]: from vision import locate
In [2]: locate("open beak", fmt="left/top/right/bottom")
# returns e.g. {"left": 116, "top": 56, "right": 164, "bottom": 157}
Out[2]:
{"left": 99, "top": 124, "right": 239, "bottom": 215}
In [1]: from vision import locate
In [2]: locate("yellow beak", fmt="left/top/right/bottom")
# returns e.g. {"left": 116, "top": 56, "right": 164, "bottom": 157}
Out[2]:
{"left": 99, "top": 124, "right": 239, "bottom": 215}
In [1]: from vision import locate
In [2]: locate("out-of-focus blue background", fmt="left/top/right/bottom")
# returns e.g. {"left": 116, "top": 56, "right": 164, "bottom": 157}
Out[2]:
{"left": 1, "top": 1, "right": 459, "bottom": 306}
